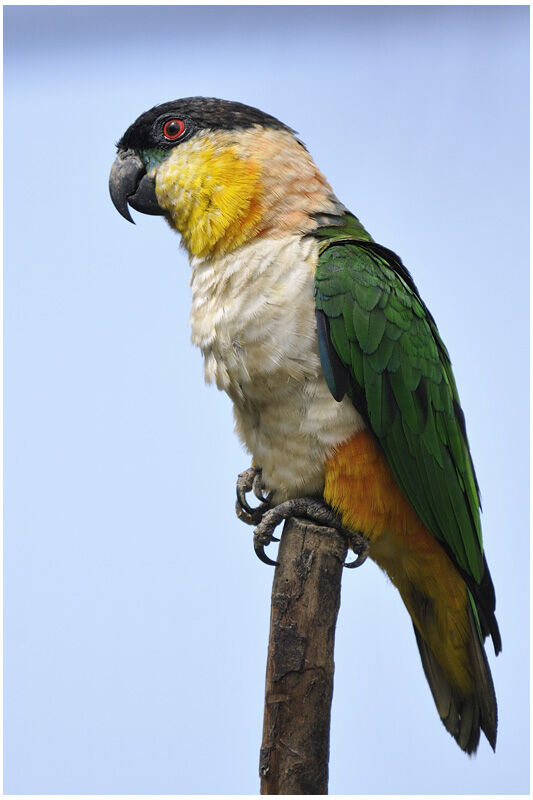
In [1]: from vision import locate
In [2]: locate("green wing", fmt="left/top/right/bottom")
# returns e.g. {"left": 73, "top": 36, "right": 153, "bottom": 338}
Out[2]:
{"left": 314, "top": 224, "right": 483, "bottom": 584}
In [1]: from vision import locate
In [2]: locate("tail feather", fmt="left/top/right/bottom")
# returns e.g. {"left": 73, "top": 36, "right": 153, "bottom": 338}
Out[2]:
{"left": 460, "top": 554, "right": 502, "bottom": 656}
{"left": 466, "top": 606, "right": 498, "bottom": 749}
{"left": 412, "top": 605, "right": 497, "bottom": 754}
{"left": 458, "top": 697, "right": 480, "bottom": 753}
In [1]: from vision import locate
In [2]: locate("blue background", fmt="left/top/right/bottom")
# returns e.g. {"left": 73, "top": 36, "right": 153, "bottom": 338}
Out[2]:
{"left": 4, "top": 5, "right": 529, "bottom": 794}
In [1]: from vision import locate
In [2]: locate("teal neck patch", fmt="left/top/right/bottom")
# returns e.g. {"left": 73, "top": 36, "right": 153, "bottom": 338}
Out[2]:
{"left": 141, "top": 148, "right": 168, "bottom": 171}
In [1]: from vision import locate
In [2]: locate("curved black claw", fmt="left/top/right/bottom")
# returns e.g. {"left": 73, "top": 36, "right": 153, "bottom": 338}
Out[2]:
{"left": 344, "top": 549, "right": 369, "bottom": 568}
{"left": 344, "top": 532, "right": 370, "bottom": 568}
{"left": 236, "top": 467, "right": 272, "bottom": 526}
{"left": 254, "top": 542, "right": 279, "bottom": 567}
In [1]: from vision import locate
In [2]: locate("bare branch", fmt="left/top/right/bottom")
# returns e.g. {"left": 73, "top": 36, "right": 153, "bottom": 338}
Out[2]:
{"left": 259, "top": 516, "right": 348, "bottom": 795}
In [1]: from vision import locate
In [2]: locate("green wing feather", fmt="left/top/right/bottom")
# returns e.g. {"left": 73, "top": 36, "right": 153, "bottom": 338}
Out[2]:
{"left": 314, "top": 221, "right": 484, "bottom": 584}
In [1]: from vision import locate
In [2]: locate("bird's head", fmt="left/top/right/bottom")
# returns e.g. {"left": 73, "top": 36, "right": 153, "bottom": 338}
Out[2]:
{"left": 109, "top": 97, "right": 341, "bottom": 260}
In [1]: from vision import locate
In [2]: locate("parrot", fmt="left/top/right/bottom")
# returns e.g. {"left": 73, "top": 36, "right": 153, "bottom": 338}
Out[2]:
{"left": 109, "top": 96, "right": 500, "bottom": 754}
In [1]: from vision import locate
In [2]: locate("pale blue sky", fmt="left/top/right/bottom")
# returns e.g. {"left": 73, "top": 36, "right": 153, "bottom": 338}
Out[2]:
{"left": 4, "top": 5, "right": 529, "bottom": 794}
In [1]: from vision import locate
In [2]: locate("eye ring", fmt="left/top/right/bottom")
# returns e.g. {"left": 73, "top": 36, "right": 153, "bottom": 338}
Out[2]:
{"left": 163, "top": 119, "right": 186, "bottom": 140}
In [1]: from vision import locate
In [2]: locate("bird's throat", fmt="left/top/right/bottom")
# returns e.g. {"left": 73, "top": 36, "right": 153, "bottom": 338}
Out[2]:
{"left": 154, "top": 135, "right": 265, "bottom": 259}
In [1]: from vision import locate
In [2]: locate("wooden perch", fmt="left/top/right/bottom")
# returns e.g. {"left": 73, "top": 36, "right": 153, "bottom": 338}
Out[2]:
{"left": 259, "top": 516, "right": 348, "bottom": 795}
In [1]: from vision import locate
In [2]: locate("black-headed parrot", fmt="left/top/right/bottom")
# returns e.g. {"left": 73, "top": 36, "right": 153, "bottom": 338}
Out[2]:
{"left": 109, "top": 97, "right": 500, "bottom": 754}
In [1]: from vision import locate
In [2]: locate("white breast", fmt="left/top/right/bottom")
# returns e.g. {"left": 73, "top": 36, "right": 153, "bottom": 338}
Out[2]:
{"left": 189, "top": 235, "right": 365, "bottom": 501}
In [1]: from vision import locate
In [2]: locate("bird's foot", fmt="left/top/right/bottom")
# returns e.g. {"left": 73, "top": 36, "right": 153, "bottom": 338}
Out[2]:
{"left": 253, "top": 497, "right": 369, "bottom": 568}
{"left": 236, "top": 473, "right": 369, "bottom": 569}
{"left": 236, "top": 467, "right": 274, "bottom": 526}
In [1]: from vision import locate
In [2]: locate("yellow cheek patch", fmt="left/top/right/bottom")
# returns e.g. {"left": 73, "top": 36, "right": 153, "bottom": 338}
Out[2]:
{"left": 155, "top": 136, "right": 264, "bottom": 259}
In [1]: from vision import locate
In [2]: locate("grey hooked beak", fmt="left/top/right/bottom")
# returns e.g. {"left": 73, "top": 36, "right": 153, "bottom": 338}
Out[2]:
{"left": 109, "top": 149, "right": 166, "bottom": 223}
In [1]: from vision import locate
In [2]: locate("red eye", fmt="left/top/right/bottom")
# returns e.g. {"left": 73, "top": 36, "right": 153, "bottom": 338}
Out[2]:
{"left": 163, "top": 119, "right": 185, "bottom": 140}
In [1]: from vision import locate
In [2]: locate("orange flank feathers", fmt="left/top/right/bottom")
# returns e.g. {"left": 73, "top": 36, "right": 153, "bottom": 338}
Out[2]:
{"left": 324, "top": 430, "right": 477, "bottom": 702}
